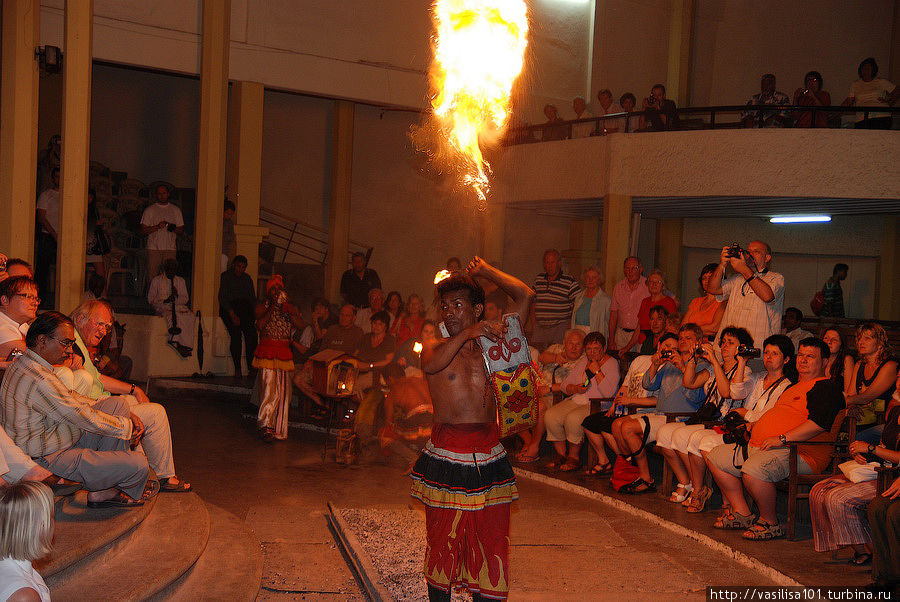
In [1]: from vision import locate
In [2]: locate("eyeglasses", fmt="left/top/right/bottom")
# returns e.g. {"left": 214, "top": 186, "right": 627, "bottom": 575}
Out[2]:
{"left": 49, "top": 335, "right": 76, "bottom": 348}
{"left": 14, "top": 293, "right": 41, "bottom": 304}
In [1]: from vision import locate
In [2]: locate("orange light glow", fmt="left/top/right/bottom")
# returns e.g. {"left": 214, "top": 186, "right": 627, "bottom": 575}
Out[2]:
{"left": 413, "top": 342, "right": 424, "bottom": 354}
{"left": 434, "top": 269, "right": 452, "bottom": 284}
{"left": 430, "top": 0, "right": 529, "bottom": 201}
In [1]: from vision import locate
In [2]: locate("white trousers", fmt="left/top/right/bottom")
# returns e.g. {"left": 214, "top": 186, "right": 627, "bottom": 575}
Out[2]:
{"left": 544, "top": 395, "right": 591, "bottom": 445}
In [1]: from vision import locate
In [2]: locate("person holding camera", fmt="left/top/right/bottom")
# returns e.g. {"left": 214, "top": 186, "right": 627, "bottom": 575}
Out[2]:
{"left": 140, "top": 183, "right": 184, "bottom": 278}
{"left": 640, "top": 84, "right": 678, "bottom": 131}
{"left": 708, "top": 240, "right": 784, "bottom": 350}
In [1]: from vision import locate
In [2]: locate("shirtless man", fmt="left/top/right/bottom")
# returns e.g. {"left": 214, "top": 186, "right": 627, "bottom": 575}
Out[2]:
{"left": 410, "top": 257, "right": 534, "bottom": 602}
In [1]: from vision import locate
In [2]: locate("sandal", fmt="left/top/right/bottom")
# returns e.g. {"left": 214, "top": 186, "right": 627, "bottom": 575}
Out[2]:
{"left": 159, "top": 477, "right": 192, "bottom": 493}
{"left": 850, "top": 552, "right": 872, "bottom": 566}
{"left": 559, "top": 458, "right": 581, "bottom": 472}
{"left": 546, "top": 455, "right": 566, "bottom": 469}
{"left": 686, "top": 486, "right": 712, "bottom": 513}
{"left": 87, "top": 491, "right": 145, "bottom": 508}
{"left": 714, "top": 511, "right": 756, "bottom": 530}
{"left": 668, "top": 482, "right": 693, "bottom": 503}
{"left": 516, "top": 453, "right": 540, "bottom": 463}
{"left": 585, "top": 462, "right": 612, "bottom": 476}
{"left": 741, "top": 519, "right": 785, "bottom": 540}
{"left": 619, "top": 478, "right": 657, "bottom": 494}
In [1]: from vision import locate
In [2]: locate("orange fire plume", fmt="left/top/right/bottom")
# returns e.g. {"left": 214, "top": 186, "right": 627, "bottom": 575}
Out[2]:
{"left": 430, "top": 0, "right": 529, "bottom": 202}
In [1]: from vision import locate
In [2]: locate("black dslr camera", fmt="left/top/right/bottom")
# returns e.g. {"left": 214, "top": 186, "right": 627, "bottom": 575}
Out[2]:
{"left": 736, "top": 345, "right": 761, "bottom": 359}
{"left": 722, "top": 411, "right": 750, "bottom": 445}
{"left": 660, "top": 349, "right": 674, "bottom": 359}
{"left": 725, "top": 242, "right": 745, "bottom": 259}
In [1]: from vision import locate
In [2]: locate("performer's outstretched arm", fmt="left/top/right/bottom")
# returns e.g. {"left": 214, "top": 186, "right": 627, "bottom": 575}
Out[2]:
{"left": 467, "top": 256, "right": 535, "bottom": 318}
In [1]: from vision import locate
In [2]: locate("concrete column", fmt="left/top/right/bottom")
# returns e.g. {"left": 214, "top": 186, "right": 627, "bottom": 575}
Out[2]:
{"left": 565, "top": 217, "right": 601, "bottom": 283}
{"left": 890, "top": 1, "right": 900, "bottom": 85}
{"left": 193, "top": 0, "right": 230, "bottom": 314}
{"left": 56, "top": 0, "right": 93, "bottom": 312}
{"left": 666, "top": 0, "right": 694, "bottom": 106}
{"left": 480, "top": 202, "right": 506, "bottom": 267}
{"left": 600, "top": 194, "right": 632, "bottom": 297}
{"left": 655, "top": 218, "right": 683, "bottom": 301}
{"left": 0, "top": 0, "right": 40, "bottom": 261}
{"left": 324, "top": 100, "right": 354, "bottom": 303}
{"left": 226, "top": 80, "right": 268, "bottom": 281}
{"left": 877, "top": 215, "right": 899, "bottom": 321}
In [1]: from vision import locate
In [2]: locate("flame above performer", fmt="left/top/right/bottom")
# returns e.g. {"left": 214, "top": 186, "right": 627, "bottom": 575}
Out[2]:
{"left": 429, "top": 0, "right": 529, "bottom": 202}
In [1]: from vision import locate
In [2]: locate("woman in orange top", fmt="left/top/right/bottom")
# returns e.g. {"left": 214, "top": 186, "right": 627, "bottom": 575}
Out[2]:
{"left": 682, "top": 263, "right": 725, "bottom": 340}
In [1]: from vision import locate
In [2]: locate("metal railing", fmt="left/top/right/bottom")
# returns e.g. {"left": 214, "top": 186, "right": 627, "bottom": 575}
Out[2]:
{"left": 506, "top": 105, "right": 900, "bottom": 144}
{"left": 259, "top": 207, "right": 372, "bottom": 267}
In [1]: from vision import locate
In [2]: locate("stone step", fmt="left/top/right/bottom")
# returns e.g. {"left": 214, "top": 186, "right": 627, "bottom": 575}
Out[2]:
{"left": 47, "top": 492, "right": 210, "bottom": 601}
{"left": 149, "top": 503, "right": 263, "bottom": 601}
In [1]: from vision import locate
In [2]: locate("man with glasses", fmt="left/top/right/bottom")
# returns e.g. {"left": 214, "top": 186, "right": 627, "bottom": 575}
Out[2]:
{"left": 1, "top": 311, "right": 151, "bottom": 507}
{"left": 69, "top": 300, "right": 190, "bottom": 492}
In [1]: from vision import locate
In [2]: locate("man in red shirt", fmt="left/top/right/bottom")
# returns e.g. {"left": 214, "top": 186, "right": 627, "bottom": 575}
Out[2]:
{"left": 706, "top": 337, "right": 843, "bottom": 540}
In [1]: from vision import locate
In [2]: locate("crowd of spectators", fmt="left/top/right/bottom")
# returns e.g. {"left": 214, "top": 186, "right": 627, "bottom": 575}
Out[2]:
{"left": 527, "top": 57, "right": 897, "bottom": 141}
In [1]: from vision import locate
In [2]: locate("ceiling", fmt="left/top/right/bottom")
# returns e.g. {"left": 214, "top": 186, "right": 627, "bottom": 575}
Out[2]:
{"left": 507, "top": 196, "right": 900, "bottom": 219}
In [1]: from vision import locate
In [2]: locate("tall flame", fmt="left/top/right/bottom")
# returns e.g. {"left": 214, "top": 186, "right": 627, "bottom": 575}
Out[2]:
{"left": 430, "top": 0, "right": 529, "bottom": 201}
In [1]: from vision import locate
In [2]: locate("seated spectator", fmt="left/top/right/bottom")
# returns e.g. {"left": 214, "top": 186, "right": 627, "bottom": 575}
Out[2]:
{"left": 541, "top": 104, "right": 568, "bottom": 141}
{"left": 665, "top": 312, "right": 682, "bottom": 334}
{"left": 352, "top": 311, "right": 397, "bottom": 443}
{"left": 4, "top": 258, "right": 34, "bottom": 279}
{"left": 682, "top": 263, "right": 726, "bottom": 340}
{"left": 70, "top": 299, "right": 191, "bottom": 492}
{"left": 544, "top": 332, "right": 620, "bottom": 472}
{"left": 147, "top": 258, "right": 195, "bottom": 357}
{"left": 378, "top": 363, "right": 433, "bottom": 453}
{"left": 2, "top": 311, "right": 151, "bottom": 507}
{"left": 391, "top": 294, "right": 425, "bottom": 345}
{"left": 640, "top": 84, "right": 678, "bottom": 131}
{"left": 90, "top": 314, "right": 131, "bottom": 381}
{"left": 34, "top": 168, "right": 60, "bottom": 308}
{"left": 842, "top": 57, "right": 898, "bottom": 130}
{"left": 654, "top": 326, "right": 754, "bottom": 512}
{"left": 570, "top": 96, "right": 595, "bottom": 138}
{"left": 341, "top": 251, "right": 381, "bottom": 309}
{"left": 356, "top": 288, "right": 385, "bottom": 333}
{"left": 706, "top": 338, "right": 843, "bottom": 540}
{"left": 570, "top": 265, "right": 610, "bottom": 339}
{"left": 384, "top": 291, "right": 403, "bottom": 330}
{"left": 793, "top": 70, "right": 831, "bottom": 128}
{"left": 608, "top": 324, "right": 711, "bottom": 493}
{"left": 483, "top": 295, "right": 506, "bottom": 322}
{"left": 781, "top": 306, "right": 813, "bottom": 351}
{"left": 638, "top": 304, "right": 671, "bottom": 355}
{"left": 596, "top": 89, "right": 624, "bottom": 133}
{"left": 821, "top": 327, "right": 854, "bottom": 391}
{"left": 820, "top": 263, "right": 848, "bottom": 318}
{"left": 742, "top": 73, "right": 791, "bottom": 127}
{"left": 394, "top": 320, "right": 438, "bottom": 377}
{"left": 321, "top": 304, "right": 364, "bottom": 354}
{"left": 846, "top": 323, "right": 898, "bottom": 437}
{"left": 295, "top": 297, "right": 335, "bottom": 361}
{"left": 638, "top": 269, "right": 677, "bottom": 338}
{"left": 446, "top": 257, "right": 462, "bottom": 272}
{"left": 867, "top": 474, "right": 900, "bottom": 593}
{"left": 809, "top": 402, "right": 899, "bottom": 567}
{"left": 0, "top": 481, "right": 54, "bottom": 602}
{"left": 619, "top": 93, "right": 640, "bottom": 132}
{"left": 218, "top": 255, "right": 259, "bottom": 379}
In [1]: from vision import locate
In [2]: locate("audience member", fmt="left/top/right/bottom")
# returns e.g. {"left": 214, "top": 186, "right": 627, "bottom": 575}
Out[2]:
{"left": 445, "top": 257, "right": 462, "bottom": 272}
{"left": 842, "top": 57, "right": 898, "bottom": 130}
{"left": 0, "top": 258, "right": 34, "bottom": 282}
{"left": 641, "top": 84, "right": 678, "bottom": 131}
{"left": 70, "top": 299, "right": 191, "bottom": 492}
{"left": 0, "top": 481, "right": 54, "bottom": 602}
{"left": 742, "top": 74, "right": 791, "bottom": 127}
{"left": 2, "top": 311, "right": 151, "bottom": 507}
{"left": 638, "top": 305, "right": 669, "bottom": 355}
{"left": 340, "top": 251, "right": 381, "bottom": 308}
{"left": 36, "top": 134, "right": 61, "bottom": 196}
{"left": 391, "top": 294, "right": 425, "bottom": 345}
{"left": 0, "top": 276, "right": 38, "bottom": 361}
{"left": 295, "top": 297, "right": 335, "bottom": 360}
{"left": 637, "top": 269, "right": 677, "bottom": 334}
{"left": 708, "top": 240, "right": 784, "bottom": 348}
{"left": 682, "top": 263, "right": 726, "bottom": 339}
{"left": 781, "top": 307, "right": 813, "bottom": 351}
{"left": 34, "top": 167, "right": 60, "bottom": 307}
{"left": 596, "top": 89, "right": 624, "bottom": 133}
{"left": 394, "top": 319, "right": 438, "bottom": 377}
{"left": 608, "top": 256, "right": 649, "bottom": 354}
{"left": 793, "top": 71, "right": 831, "bottom": 128}
{"left": 570, "top": 265, "right": 610, "bottom": 338}
{"left": 809, "top": 402, "right": 899, "bottom": 567}
{"left": 541, "top": 104, "right": 568, "bottom": 141}
{"left": 610, "top": 324, "right": 711, "bottom": 494}
{"left": 570, "top": 96, "right": 595, "bottom": 138}
{"left": 655, "top": 326, "right": 753, "bottom": 512}
{"left": 222, "top": 199, "right": 237, "bottom": 271}
{"left": 867, "top": 474, "right": 900, "bottom": 593}
{"left": 218, "top": 255, "right": 258, "bottom": 379}
{"left": 845, "top": 323, "right": 897, "bottom": 435}
{"left": 531, "top": 249, "right": 581, "bottom": 350}
{"left": 354, "top": 310, "right": 397, "bottom": 390}
{"left": 356, "top": 288, "right": 386, "bottom": 333}
{"left": 821, "top": 327, "right": 855, "bottom": 391}
{"left": 140, "top": 183, "right": 184, "bottom": 278}
{"left": 619, "top": 93, "right": 640, "bottom": 132}
{"left": 147, "top": 259, "right": 195, "bottom": 357}
{"left": 384, "top": 291, "right": 403, "bottom": 329}
{"left": 706, "top": 338, "right": 843, "bottom": 540}
{"left": 321, "top": 304, "right": 364, "bottom": 354}
{"left": 821, "top": 263, "right": 848, "bottom": 317}
{"left": 665, "top": 312, "right": 682, "bottom": 335}
{"left": 254, "top": 275, "right": 303, "bottom": 441}
{"left": 544, "top": 332, "right": 619, "bottom": 472}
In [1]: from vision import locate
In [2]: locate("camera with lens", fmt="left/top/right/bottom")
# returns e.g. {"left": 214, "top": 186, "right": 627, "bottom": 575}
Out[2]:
{"left": 660, "top": 349, "right": 674, "bottom": 359}
{"left": 725, "top": 242, "right": 745, "bottom": 259}
{"left": 722, "top": 410, "right": 750, "bottom": 445}
{"left": 736, "top": 345, "right": 761, "bottom": 359}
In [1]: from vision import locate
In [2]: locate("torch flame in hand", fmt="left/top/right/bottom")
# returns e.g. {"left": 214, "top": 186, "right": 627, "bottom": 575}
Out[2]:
{"left": 430, "top": 0, "right": 529, "bottom": 201}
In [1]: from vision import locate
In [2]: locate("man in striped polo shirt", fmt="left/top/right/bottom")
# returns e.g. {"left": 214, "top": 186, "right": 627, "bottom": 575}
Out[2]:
{"left": 531, "top": 249, "right": 581, "bottom": 350}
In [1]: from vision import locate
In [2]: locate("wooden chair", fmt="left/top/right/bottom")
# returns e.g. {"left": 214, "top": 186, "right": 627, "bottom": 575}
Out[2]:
{"left": 783, "top": 409, "right": 854, "bottom": 540}
{"left": 585, "top": 397, "right": 615, "bottom": 470}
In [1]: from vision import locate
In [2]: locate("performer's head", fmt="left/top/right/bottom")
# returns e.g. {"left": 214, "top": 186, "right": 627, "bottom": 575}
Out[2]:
{"left": 436, "top": 274, "right": 485, "bottom": 336}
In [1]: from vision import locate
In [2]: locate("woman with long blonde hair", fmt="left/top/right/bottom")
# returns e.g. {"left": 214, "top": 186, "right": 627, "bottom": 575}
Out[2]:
{"left": 0, "top": 481, "right": 54, "bottom": 602}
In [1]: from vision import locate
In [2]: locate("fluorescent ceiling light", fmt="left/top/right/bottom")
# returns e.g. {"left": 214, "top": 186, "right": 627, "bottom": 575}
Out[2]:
{"left": 769, "top": 215, "right": 832, "bottom": 224}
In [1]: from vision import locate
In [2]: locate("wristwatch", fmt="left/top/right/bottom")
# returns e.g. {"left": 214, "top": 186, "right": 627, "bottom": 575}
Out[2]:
{"left": 129, "top": 384, "right": 136, "bottom": 395}
{"left": 778, "top": 434, "right": 787, "bottom": 445}
{"left": 745, "top": 274, "right": 757, "bottom": 284}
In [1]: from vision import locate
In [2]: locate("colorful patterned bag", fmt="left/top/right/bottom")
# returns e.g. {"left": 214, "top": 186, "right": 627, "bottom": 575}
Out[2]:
{"left": 480, "top": 314, "right": 539, "bottom": 438}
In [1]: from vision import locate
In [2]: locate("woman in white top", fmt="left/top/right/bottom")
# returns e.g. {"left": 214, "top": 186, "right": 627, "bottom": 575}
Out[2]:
{"left": 0, "top": 481, "right": 54, "bottom": 602}
{"left": 570, "top": 265, "right": 611, "bottom": 340}
{"left": 841, "top": 57, "right": 899, "bottom": 129}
